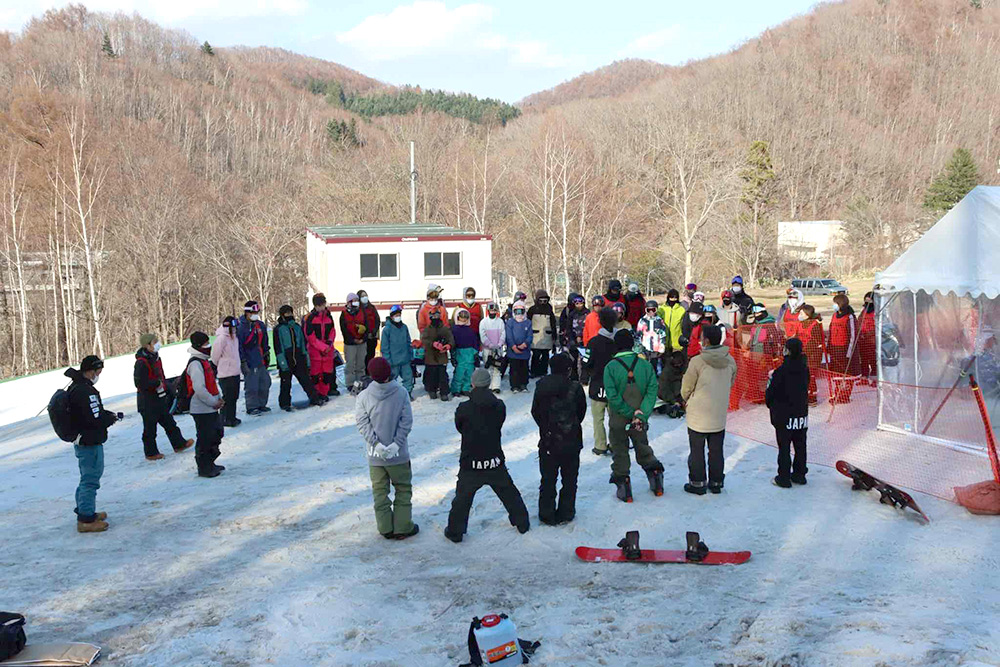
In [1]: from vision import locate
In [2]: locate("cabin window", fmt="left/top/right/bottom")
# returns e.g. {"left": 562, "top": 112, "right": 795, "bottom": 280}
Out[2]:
{"left": 360, "top": 253, "right": 398, "bottom": 280}
{"left": 424, "top": 251, "right": 461, "bottom": 278}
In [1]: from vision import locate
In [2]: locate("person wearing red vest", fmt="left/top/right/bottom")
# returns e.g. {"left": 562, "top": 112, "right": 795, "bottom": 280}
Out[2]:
{"left": 134, "top": 333, "right": 192, "bottom": 461}
{"left": 340, "top": 292, "right": 369, "bottom": 389}
{"left": 186, "top": 331, "right": 225, "bottom": 478}
{"left": 452, "top": 286, "right": 484, "bottom": 337}
{"left": 858, "top": 291, "right": 877, "bottom": 381}
{"left": 828, "top": 294, "right": 860, "bottom": 403}
{"left": 777, "top": 288, "right": 803, "bottom": 340}
{"left": 795, "top": 305, "right": 825, "bottom": 406}
{"left": 304, "top": 293, "right": 339, "bottom": 397}
{"left": 623, "top": 282, "right": 646, "bottom": 329}
{"left": 356, "top": 289, "right": 382, "bottom": 368}
{"left": 417, "top": 283, "right": 450, "bottom": 333}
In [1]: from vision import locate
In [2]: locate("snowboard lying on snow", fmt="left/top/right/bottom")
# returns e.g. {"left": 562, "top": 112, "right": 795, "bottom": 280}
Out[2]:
{"left": 836, "top": 460, "right": 929, "bottom": 522}
{"left": 576, "top": 531, "right": 751, "bottom": 566}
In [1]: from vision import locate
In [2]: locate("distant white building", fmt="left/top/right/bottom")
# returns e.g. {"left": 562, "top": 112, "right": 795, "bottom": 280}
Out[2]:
{"left": 306, "top": 224, "right": 494, "bottom": 331}
{"left": 777, "top": 220, "right": 845, "bottom": 264}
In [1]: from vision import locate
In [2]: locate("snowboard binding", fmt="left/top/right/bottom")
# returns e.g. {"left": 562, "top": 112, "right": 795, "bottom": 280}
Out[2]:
{"left": 610, "top": 475, "right": 633, "bottom": 503}
{"left": 617, "top": 530, "right": 642, "bottom": 561}
{"left": 685, "top": 531, "right": 709, "bottom": 562}
{"left": 666, "top": 403, "right": 685, "bottom": 419}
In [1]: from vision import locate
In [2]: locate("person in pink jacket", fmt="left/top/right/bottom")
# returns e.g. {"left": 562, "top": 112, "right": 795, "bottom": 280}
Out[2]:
{"left": 211, "top": 316, "right": 243, "bottom": 427}
{"left": 303, "top": 293, "right": 340, "bottom": 397}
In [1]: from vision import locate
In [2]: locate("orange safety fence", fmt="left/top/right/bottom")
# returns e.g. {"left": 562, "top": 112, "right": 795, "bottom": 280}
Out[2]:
{"left": 721, "top": 324, "right": 996, "bottom": 501}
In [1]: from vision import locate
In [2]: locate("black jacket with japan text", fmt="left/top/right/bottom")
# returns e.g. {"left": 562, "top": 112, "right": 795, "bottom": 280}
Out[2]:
{"left": 66, "top": 367, "right": 118, "bottom": 446}
{"left": 765, "top": 355, "right": 810, "bottom": 430}
{"left": 454, "top": 387, "right": 507, "bottom": 472}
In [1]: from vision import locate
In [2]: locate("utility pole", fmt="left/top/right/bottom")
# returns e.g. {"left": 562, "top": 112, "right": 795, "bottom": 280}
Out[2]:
{"left": 410, "top": 140, "right": 417, "bottom": 225}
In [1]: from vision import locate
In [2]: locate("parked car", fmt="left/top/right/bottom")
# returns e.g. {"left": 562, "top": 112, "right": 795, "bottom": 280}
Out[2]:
{"left": 791, "top": 278, "right": 849, "bottom": 296}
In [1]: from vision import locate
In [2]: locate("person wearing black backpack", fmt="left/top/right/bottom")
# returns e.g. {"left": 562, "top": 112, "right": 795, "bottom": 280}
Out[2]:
{"left": 134, "top": 333, "right": 193, "bottom": 461}
{"left": 186, "top": 332, "right": 226, "bottom": 478}
{"left": 65, "top": 355, "right": 122, "bottom": 533}
{"left": 531, "top": 353, "right": 587, "bottom": 525}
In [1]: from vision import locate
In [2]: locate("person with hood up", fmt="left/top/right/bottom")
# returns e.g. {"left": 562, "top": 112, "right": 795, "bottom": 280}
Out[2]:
{"left": 452, "top": 286, "right": 484, "bottom": 336}
{"left": 498, "top": 290, "right": 527, "bottom": 382}
{"left": 603, "top": 329, "right": 665, "bottom": 502}
{"left": 340, "top": 292, "right": 369, "bottom": 390}
{"left": 636, "top": 300, "right": 668, "bottom": 375}
{"left": 238, "top": 300, "right": 271, "bottom": 416}
{"left": 381, "top": 305, "right": 415, "bottom": 397}
{"left": 582, "top": 295, "right": 606, "bottom": 347}
{"left": 603, "top": 279, "right": 626, "bottom": 308}
{"left": 186, "top": 331, "right": 226, "bottom": 478}
{"left": 356, "top": 289, "right": 381, "bottom": 369}
{"left": 624, "top": 282, "right": 646, "bottom": 328}
{"left": 420, "top": 308, "right": 455, "bottom": 400}
{"left": 858, "top": 291, "right": 878, "bottom": 381}
{"left": 766, "top": 337, "right": 810, "bottom": 488}
{"left": 528, "top": 289, "right": 557, "bottom": 378}
{"left": 532, "top": 352, "right": 587, "bottom": 525}
{"left": 504, "top": 301, "right": 532, "bottom": 392}
{"left": 720, "top": 290, "right": 741, "bottom": 332}
{"left": 303, "top": 293, "right": 339, "bottom": 398}
{"left": 450, "top": 308, "right": 479, "bottom": 396}
{"left": 730, "top": 276, "right": 755, "bottom": 323}
{"left": 135, "top": 333, "right": 193, "bottom": 461}
{"left": 212, "top": 316, "right": 243, "bottom": 426}
{"left": 658, "top": 289, "right": 686, "bottom": 352}
{"left": 273, "top": 305, "right": 325, "bottom": 411}
{"left": 828, "top": 293, "right": 860, "bottom": 403}
{"left": 680, "top": 325, "right": 737, "bottom": 495}
{"left": 795, "top": 304, "right": 824, "bottom": 406}
{"left": 418, "top": 284, "right": 449, "bottom": 333}
{"left": 356, "top": 357, "right": 417, "bottom": 540}
{"left": 479, "top": 302, "right": 506, "bottom": 393}
{"left": 66, "top": 355, "right": 123, "bottom": 532}
{"left": 680, "top": 283, "right": 698, "bottom": 310}
{"left": 445, "top": 368, "right": 530, "bottom": 542}
{"left": 685, "top": 302, "right": 707, "bottom": 358}
{"left": 584, "top": 307, "right": 620, "bottom": 456}
{"left": 778, "top": 288, "right": 804, "bottom": 339}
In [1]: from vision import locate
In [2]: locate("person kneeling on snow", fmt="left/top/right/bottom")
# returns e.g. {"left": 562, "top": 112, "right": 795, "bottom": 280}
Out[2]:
{"left": 355, "top": 357, "right": 417, "bottom": 540}
{"left": 532, "top": 353, "right": 587, "bottom": 525}
{"left": 766, "top": 337, "right": 810, "bottom": 488}
{"left": 680, "top": 325, "right": 737, "bottom": 495}
{"left": 445, "top": 369, "right": 530, "bottom": 542}
{"left": 66, "top": 355, "right": 123, "bottom": 533}
{"left": 604, "top": 330, "right": 664, "bottom": 502}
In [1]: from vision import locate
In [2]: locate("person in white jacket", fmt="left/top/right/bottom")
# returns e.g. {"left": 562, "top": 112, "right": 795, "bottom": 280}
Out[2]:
{"left": 187, "top": 331, "right": 225, "bottom": 478}
{"left": 479, "top": 302, "right": 506, "bottom": 393}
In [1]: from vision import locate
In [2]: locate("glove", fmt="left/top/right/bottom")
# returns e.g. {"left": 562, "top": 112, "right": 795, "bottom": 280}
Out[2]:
{"left": 116, "top": 412, "right": 125, "bottom": 422}
{"left": 433, "top": 341, "right": 445, "bottom": 351}
{"left": 241, "top": 362, "right": 250, "bottom": 376}
{"left": 373, "top": 443, "right": 389, "bottom": 459}
{"left": 358, "top": 325, "right": 367, "bottom": 335}
{"left": 384, "top": 443, "right": 400, "bottom": 458}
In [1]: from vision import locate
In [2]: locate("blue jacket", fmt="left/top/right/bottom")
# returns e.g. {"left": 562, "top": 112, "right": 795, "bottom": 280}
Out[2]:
{"left": 237, "top": 314, "right": 270, "bottom": 369}
{"left": 380, "top": 320, "right": 413, "bottom": 367}
{"left": 505, "top": 318, "right": 533, "bottom": 360}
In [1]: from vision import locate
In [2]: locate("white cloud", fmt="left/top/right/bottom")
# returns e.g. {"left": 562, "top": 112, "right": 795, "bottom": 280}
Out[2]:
{"left": 621, "top": 25, "right": 682, "bottom": 58}
{"left": 0, "top": 0, "right": 307, "bottom": 32}
{"left": 338, "top": 1, "right": 572, "bottom": 69}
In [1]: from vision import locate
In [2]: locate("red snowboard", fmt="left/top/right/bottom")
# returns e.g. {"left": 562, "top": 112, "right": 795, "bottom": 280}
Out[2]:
{"left": 836, "top": 460, "right": 929, "bottom": 522}
{"left": 575, "top": 546, "right": 751, "bottom": 565}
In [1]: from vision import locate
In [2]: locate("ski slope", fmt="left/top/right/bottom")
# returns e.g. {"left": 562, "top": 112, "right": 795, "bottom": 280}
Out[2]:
{"left": 1, "top": 351, "right": 998, "bottom": 666}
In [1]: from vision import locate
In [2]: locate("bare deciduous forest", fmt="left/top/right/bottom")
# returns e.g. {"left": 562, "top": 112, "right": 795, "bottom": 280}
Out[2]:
{"left": 1, "top": 0, "right": 998, "bottom": 378}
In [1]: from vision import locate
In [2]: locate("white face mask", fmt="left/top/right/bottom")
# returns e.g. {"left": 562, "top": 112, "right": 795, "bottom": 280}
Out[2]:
{"left": 798, "top": 312, "right": 808, "bottom": 322}
{"left": 689, "top": 313, "right": 700, "bottom": 322}
{"left": 351, "top": 301, "right": 360, "bottom": 308}
{"left": 249, "top": 314, "right": 260, "bottom": 322}
{"left": 732, "top": 285, "right": 742, "bottom": 294}
{"left": 153, "top": 342, "right": 162, "bottom": 353}
{"left": 788, "top": 299, "right": 796, "bottom": 307}
{"left": 514, "top": 312, "right": 526, "bottom": 322}
{"left": 391, "top": 315, "right": 401, "bottom": 323}
{"left": 91, "top": 373, "right": 100, "bottom": 385}
{"left": 833, "top": 304, "right": 840, "bottom": 312}
{"left": 465, "top": 295, "right": 475, "bottom": 304}
{"left": 429, "top": 298, "right": 439, "bottom": 306}
{"left": 360, "top": 296, "right": 369, "bottom": 305}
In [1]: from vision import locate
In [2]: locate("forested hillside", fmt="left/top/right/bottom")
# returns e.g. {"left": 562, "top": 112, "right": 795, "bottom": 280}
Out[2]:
{"left": 1, "top": 0, "right": 999, "bottom": 378}
{"left": 519, "top": 59, "right": 670, "bottom": 110}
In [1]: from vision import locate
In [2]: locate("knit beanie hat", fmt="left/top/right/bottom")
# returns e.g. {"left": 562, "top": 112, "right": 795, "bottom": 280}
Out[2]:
{"left": 80, "top": 355, "right": 104, "bottom": 372}
{"left": 550, "top": 352, "right": 573, "bottom": 375}
{"left": 140, "top": 333, "right": 157, "bottom": 347}
{"left": 471, "top": 368, "right": 491, "bottom": 388}
{"left": 367, "top": 357, "right": 391, "bottom": 384}
{"left": 190, "top": 331, "right": 210, "bottom": 349}
{"left": 598, "top": 307, "right": 618, "bottom": 332}
{"left": 785, "top": 337, "right": 804, "bottom": 359}
{"left": 613, "top": 329, "right": 634, "bottom": 352}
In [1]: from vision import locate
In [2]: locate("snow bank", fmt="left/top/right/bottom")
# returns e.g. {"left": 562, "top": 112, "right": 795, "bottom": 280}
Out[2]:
{"left": 1, "top": 358, "right": 998, "bottom": 665}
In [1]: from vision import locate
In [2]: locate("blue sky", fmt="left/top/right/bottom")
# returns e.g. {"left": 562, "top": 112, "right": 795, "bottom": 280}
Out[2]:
{"left": 2, "top": 1, "right": 820, "bottom": 101}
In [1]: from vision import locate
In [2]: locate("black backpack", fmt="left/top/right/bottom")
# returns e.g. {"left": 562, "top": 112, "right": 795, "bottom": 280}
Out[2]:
{"left": 544, "top": 383, "right": 579, "bottom": 445}
{"left": 169, "top": 363, "right": 196, "bottom": 416}
{"left": 48, "top": 385, "right": 79, "bottom": 443}
{"left": 0, "top": 612, "right": 26, "bottom": 661}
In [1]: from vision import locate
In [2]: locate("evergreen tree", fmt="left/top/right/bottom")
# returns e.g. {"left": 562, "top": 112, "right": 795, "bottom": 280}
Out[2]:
{"left": 201, "top": 41, "right": 215, "bottom": 56}
{"left": 923, "top": 147, "right": 980, "bottom": 213}
{"left": 101, "top": 33, "right": 116, "bottom": 58}
{"left": 733, "top": 140, "right": 777, "bottom": 288}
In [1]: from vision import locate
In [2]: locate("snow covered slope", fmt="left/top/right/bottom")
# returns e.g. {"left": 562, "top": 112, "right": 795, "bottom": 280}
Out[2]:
{"left": 1, "top": 358, "right": 998, "bottom": 666}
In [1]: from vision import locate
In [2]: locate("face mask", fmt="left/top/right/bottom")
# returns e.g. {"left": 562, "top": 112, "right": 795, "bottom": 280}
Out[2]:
{"left": 788, "top": 299, "right": 796, "bottom": 307}
{"left": 833, "top": 304, "right": 840, "bottom": 312}
{"left": 732, "top": 285, "right": 742, "bottom": 294}
{"left": 689, "top": 313, "right": 700, "bottom": 322}
{"left": 351, "top": 301, "right": 360, "bottom": 308}
{"left": 360, "top": 296, "right": 369, "bottom": 305}
{"left": 723, "top": 299, "right": 732, "bottom": 306}
{"left": 249, "top": 314, "right": 260, "bottom": 322}
{"left": 91, "top": 373, "right": 100, "bottom": 385}
{"left": 489, "top": 312, "right": 497, "bottom": 319}
{"left": 283, "top": 315, "right": 294, "bottom": 322}
{"left": 153, "top": 342, "right": 161, "bottom": 353}
{"left": 799, "top": 312, "right": 808, "bottom": 322}
{"left": 429, "top": 298, "right": 439, "bottom": 306}
{"left": 609, "top": 291, "right": 620, "bottom": 298}
{"left": 391, "top": 315, "right": 402, "bottom": 323}
{"left": 465, "top": 295, "right": 475, "bottom": 304}
{"left": 514, "top": 311, "right": 526, "bottom": 322}
{"left": 668, "top": 299, "right": 678, "bottom": 305}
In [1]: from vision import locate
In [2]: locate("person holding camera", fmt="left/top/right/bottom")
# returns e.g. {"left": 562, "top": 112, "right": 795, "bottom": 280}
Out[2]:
{"left": 65, "top": 355, "right": 123, "bottom": 533}
{"left": 603, "top": 329, "right": 664, "bottom": 502}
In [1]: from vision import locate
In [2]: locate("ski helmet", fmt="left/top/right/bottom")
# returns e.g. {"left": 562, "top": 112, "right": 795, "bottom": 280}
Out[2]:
{"left": 592, "top": 295, "right": 606, "bottom": 307}
{"left": 628, "top": 282, "right": 639, "bottom": 294}
{"left": 645, "top": 299, "right": 658, "bottom": 311}
{"left": 389, "top": 304, "right": 403, "bottom": 316}
{"left": 612, "top": 301, "right": 626, "bottom": 317}
{"left": 731, "top": 275, "right": 744, "bottom": 286}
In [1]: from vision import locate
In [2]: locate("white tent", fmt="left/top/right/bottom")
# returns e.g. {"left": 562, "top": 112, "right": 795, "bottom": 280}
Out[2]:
{"left": 875, "top": 186, "right": 1000, "bottom": 451}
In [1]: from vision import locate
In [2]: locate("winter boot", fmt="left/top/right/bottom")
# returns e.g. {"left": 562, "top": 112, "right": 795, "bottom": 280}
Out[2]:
{"left": 791, "top": 474, "right": 808, "bottom": 485}
{"left": 77, "top": 519, "right": 109, "bottom": 533}
{"left": 395, "top": 523, "right": 419, "bottom": 540}
{"left": 428, "top": 391, "right": 439, "bottom": 400}
{"left": 173, "top": 439, "right": 194, "bottom": 453}
{"left": 282, "top": 406, "right": 295, "bottom": 413}
{"left": 444, "top": 527, "right": 463, "bottom": 543}
{"left": 145, "top": 453, "right": 165, "bottom": 461}
{"left": 440, "top": 393, "right": 451, "bottom": 402}
{"left": 198, "top": 468, "right": 221, "bottom": 479}
{"left": 685, "top": 531, "right": 709, "bottom": 562}
{"left": 708, "top": 482, "right": 724, "bottom": 494}
{"left": 646, "top": 467, "right": 664, "bottom": 497}
{"left": 611, "top": 475, "right": 633, "bottom": 503}
{"left": 617, "top": 530, "right": 641, "bottom": 560}
{"left": 684, "top": 481, "right": 707, "bottom": 495}
{"left": 772, "top": 476, "right": 792, "bottom": 488}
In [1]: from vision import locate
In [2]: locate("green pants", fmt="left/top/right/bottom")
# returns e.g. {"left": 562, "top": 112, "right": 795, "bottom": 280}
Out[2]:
{"left": 608, "top": 412, "right": 661, "bottom": 479}
{"left": 369, "top": 462, "right": 414, "bottom": 536}
{"left": 591, "top": 399, "right": 608, "bottom": 452}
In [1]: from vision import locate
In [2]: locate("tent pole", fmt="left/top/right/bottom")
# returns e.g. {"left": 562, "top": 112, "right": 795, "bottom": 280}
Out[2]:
{"left": 913, "top": 291, "right": 920, "bottom": 432}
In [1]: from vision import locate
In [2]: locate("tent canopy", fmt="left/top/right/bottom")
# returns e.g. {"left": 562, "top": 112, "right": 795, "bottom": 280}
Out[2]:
{"left": 877, "top": 186, "right": 1000, "bottom": 299}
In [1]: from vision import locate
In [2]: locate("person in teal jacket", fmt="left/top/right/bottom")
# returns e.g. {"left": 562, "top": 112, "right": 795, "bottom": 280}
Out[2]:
{"left": 381, "top": 305, "right": 415, "bottom": 397}
{"left": 273, "top": 305, "right": 325, "bottom": 411}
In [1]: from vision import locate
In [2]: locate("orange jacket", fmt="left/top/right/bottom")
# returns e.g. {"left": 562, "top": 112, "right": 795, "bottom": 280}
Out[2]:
{"left": 417, "top": 301, "right": 449, "bottom": 333}
{"left": 582, "top": 311, "right": 602, "bottom": 346}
